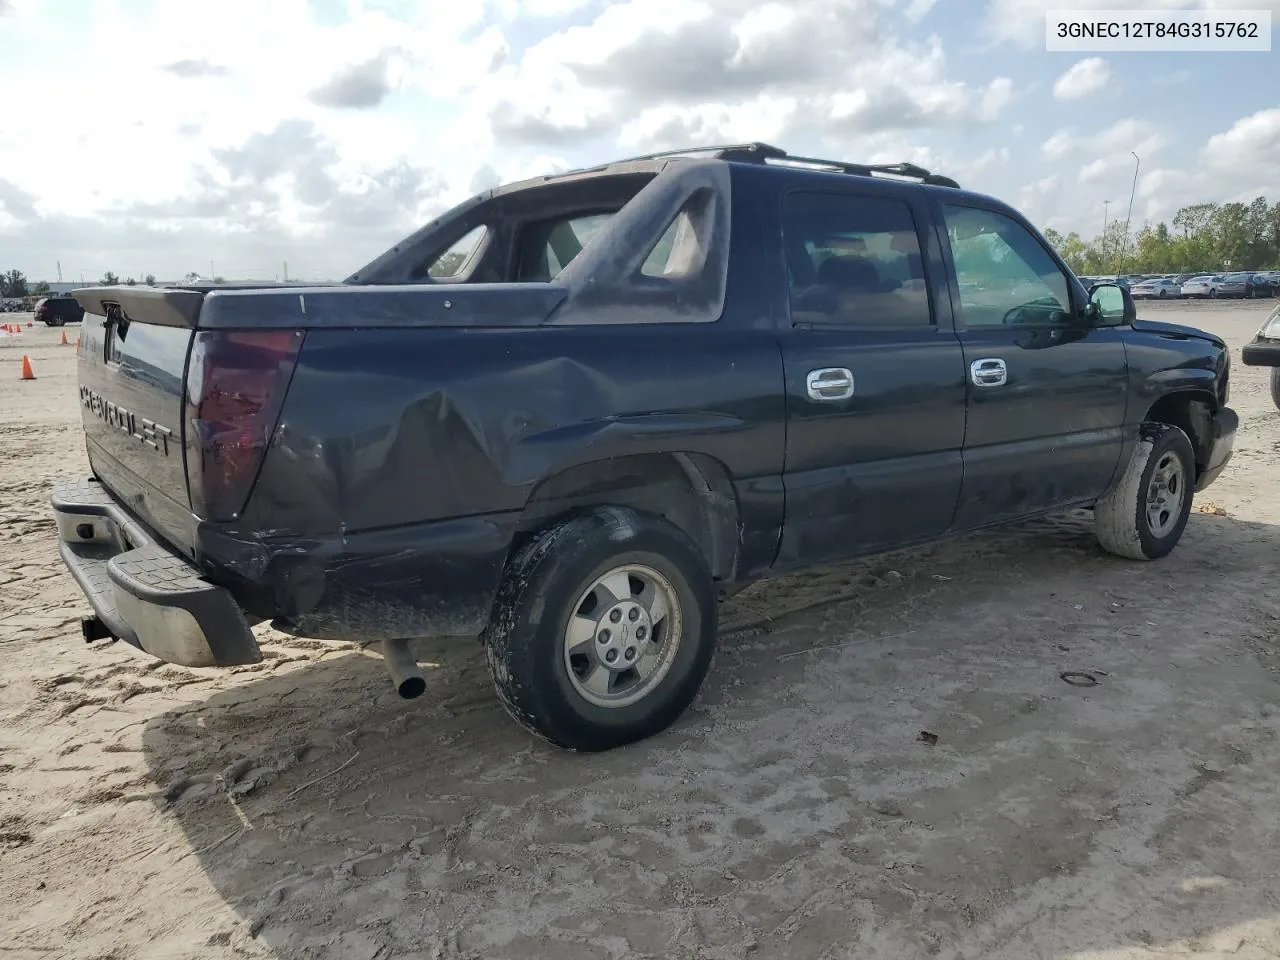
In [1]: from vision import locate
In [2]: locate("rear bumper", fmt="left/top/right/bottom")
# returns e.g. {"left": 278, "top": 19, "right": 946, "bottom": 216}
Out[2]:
{"left": 50, "top": 476, "right": 261, "bottom": 667}
{"left": 1195, "top": 405, "right": 1238, "bottom": 493}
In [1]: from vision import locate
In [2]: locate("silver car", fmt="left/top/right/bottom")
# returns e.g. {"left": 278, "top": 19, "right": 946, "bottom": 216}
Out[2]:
{"left": 1130, "top": 277, "right": 1182, "bottom": 299}
{"left": 1181, "top": 275, "right": 1224, "bottom": 298}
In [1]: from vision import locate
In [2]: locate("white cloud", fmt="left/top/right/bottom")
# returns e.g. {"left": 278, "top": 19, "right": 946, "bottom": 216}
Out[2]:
{"left": 1052, "top": 57, "right": 1111, "bottom": 100}
{"left": 1078, "top": 158, "right": 1113, "bottom": 183}
{"left": 1203, "top": 108, "right": 1280, "bottom": 191}
{"left": 904, "top": 0, "right": 937, "bottom": 22}
{"left": 1042, "top": 129, "right": 1075, "bottom": 159}
{"left": 1097, "top": 118, "right": 1169, "bottom": 157}
{"left": 480, "top": 1, "right": 1015, "bottom": 153}
{"left": 517, "top": 0, "right": 596, "bottom": 14}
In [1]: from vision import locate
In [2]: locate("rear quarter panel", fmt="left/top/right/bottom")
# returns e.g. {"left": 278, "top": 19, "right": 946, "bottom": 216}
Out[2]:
{"left": 229, "top": 321, "right": 786, "bottom": 640}
{"left": 250, "top": 324, "right": 785, "bottom": 533}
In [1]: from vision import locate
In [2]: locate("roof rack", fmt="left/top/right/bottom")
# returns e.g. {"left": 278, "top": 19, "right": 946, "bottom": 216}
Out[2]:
{"left": 604, "top": 141, "right": 961, "bottom": 189}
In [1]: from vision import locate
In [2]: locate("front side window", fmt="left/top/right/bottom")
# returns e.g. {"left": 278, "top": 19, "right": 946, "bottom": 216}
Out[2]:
{"left": 942, "top": 204, "right": 1072, "bottom": 328}
{"left": 782, "top": 192, "right": 933, "bottom": 328}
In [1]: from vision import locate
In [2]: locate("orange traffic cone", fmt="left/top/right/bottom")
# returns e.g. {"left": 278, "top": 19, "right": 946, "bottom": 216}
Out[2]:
{"left": 20, "top": 355, "right": 35, "bottom": 380}
{"left": 59, "top": 330, "right": 68, "bottom": 346}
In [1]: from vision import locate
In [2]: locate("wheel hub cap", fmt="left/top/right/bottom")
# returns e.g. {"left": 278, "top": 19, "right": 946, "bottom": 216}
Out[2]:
{"left": 594, "top": 601, "right": 653, "bottom": 668}
{"left": 1146, "top": 452, "right": 1185, "bottom": 538}
{"left": 562, "top": 564, "right": 683, "bottom": 709}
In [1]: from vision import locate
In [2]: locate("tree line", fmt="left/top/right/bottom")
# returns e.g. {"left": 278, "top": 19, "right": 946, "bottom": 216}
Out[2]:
{"left": 1043, "top": 197, "right": 1280, "bottom": 277}
{"left": 0, "top": 270, "right": 159, "bottom": 298}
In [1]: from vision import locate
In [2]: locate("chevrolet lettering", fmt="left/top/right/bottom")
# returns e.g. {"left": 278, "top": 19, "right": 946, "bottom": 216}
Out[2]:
{"left": 79, "top": 386, "right": 173, "bottom": 455}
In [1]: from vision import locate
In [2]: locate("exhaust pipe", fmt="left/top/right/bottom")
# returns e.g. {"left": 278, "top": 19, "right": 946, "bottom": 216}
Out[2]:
{"left": 380, "top": 638, "right": 426, "bottom": 700}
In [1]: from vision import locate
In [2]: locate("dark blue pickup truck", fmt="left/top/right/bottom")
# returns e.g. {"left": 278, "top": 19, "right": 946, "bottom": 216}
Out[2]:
{"left": 51, "top": 143, "right": 1236, "bottom": 752}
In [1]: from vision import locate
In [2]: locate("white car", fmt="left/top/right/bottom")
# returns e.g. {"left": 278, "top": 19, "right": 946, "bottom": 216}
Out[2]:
{"left": 1181, "top": 275, "right": 1223, "bottom": 298}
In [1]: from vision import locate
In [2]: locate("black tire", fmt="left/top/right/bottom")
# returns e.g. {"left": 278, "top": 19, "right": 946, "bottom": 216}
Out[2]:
{"left": 1095, "top": 422, "right": 1196, "bottom": 560}
{"left": 1270, "top": 368, "right": 1280, "bottom": 411}
{"left": 483, "top": 507, "right": 717, "bottom": 752}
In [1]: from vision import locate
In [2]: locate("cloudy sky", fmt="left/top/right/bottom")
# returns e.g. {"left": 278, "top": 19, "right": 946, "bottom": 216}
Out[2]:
{"left": 0, "top": 0, "right": 1277, "bottom": 282}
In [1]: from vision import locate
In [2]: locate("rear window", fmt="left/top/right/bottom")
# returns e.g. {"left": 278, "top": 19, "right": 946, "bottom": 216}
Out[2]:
{"left": 516, "top": 212, "right": 616, "bottom": 282}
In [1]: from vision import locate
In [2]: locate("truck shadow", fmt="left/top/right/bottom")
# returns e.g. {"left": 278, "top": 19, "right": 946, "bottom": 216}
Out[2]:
{"left": 141, "top": 508, "right": 1280, "bottom": 959}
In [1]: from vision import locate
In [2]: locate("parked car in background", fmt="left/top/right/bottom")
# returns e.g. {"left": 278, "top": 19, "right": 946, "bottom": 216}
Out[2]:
{"left": 1218, "top": 273, "right": 1254, "bottom": 298}
{"left": 1246, "top": 272, "right": 1279, "bottom": 297}
{"left": 34, "top": 295, "right": 85, "bottom": 326}
{"left": 1130, "top": 277, "right": 1182, "bottom": 299}
{"left": 1181, "top": 275, "right": 1224, "bottom": 298}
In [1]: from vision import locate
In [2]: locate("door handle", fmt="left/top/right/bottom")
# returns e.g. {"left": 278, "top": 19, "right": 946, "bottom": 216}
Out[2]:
{"left": 806, "top": 367, "right": 855, "bottom": 401}
{"left": 969, "top": 358, "right": 1008, "bottom": 387}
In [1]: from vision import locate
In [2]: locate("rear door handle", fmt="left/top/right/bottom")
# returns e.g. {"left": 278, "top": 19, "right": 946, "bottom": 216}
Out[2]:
{"left": 970, "top": 358, "right": 1007, "bottom": 387}
{"left": 806, "top": 367, "right": 855, "bottom": 401}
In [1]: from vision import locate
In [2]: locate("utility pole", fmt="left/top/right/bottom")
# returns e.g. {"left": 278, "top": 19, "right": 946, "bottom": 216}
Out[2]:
{"left": 1122, "top": 152, "right": 1140, "bottom": 272}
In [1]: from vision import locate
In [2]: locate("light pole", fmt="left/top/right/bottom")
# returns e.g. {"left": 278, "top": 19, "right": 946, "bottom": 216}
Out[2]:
{"left": 1102, "top": 200, "right": 1111, "bottom": 271}
{"left": 1122, "top": 151, "right": 1140, "bottom": 272}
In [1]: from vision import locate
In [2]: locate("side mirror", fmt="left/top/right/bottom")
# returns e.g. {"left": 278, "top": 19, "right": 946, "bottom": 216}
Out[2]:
{"left": 1088, "top": 282, "right": 1136, "bottom": 325}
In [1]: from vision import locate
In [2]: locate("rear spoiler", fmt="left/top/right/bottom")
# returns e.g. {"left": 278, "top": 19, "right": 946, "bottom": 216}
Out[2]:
{"left": 72, "top": 286, "right": 204, "bottom": 328}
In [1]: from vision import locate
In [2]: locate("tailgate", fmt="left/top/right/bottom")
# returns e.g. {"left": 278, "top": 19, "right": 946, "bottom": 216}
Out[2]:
{"left": 73, "top": 287, "right": 203, "bottom": 555}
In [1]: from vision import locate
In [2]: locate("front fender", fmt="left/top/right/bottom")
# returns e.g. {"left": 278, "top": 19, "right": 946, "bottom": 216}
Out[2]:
{"left": 1136, "top": 368, "right": 1219, "bottom": 414}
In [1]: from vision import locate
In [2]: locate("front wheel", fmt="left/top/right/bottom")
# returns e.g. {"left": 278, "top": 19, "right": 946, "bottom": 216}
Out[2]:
{"left": 1269, "top": 368, "right": 1280, "bottom": 411}
{"left": 1095, "top": 423, "right": 1196, "bottom": 560}
{"left": 483, "top": 507, "right": 717, "bottom": 752}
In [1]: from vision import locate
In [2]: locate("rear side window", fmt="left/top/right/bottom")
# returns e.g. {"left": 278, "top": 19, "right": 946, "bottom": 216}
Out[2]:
{"left": 427, "top": 225, "right": 487, "bottom": 279}
{"left": 782, "top": 192, "right": 932, "bottom": 328}
{"left": 517, "top": 212, "right": 615, "bottom": 281}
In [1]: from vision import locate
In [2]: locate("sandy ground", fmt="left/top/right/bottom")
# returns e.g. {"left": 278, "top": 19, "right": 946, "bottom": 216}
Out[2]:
{"left": 3, "top": 301, "right": 1280, "bottom": 960}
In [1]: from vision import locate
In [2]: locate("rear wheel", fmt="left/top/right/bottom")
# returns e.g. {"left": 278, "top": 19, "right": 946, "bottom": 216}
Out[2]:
{"left": 1095, "top": 423, "right": 1195, "bottom": 561}
{"left": 483, "top": 507, "right": 717, "bottom": 752}
{"left": 1269, "top": 368, "right": 1280, "bottom": 411}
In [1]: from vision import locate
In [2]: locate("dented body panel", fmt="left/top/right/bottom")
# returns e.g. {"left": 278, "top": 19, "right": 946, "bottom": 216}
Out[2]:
{"left": 223, "top": 322, "right": 786, "bottom": 639}
{"left": 52, "top": 150, "right": 1238, "bottom": 660}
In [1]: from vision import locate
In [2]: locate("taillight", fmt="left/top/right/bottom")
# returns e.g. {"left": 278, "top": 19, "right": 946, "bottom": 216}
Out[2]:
{"left": 184, "top": 330, "right": 303, "bottom": 521}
